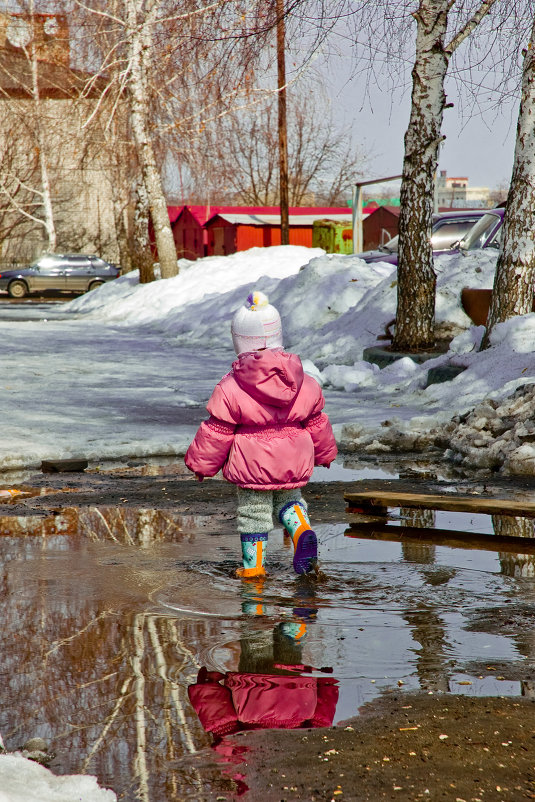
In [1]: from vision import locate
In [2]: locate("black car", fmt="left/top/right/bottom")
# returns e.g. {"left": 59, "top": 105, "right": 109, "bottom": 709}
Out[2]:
{"left": 0, "top": 254, "right": 120, "bottom": 298}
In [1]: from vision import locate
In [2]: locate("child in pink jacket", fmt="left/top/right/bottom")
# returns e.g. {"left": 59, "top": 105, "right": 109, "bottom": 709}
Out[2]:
{"left": 184, "top": 290, "right": 337, "bottom": 578}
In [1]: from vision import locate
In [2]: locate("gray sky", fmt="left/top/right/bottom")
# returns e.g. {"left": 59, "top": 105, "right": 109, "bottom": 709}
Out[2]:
{"left": 306, "top": 1, "right": 525, "bottom": 197}
{"left": 325, "top": 62, "right": 518, "bottom": 193}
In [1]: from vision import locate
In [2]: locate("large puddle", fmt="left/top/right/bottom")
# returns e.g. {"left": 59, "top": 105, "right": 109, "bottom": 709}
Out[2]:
{"left": 1, "top": 465, "right": 535, "bottom": 800}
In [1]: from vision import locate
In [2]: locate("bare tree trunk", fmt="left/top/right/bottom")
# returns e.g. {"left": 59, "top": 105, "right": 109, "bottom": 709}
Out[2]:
{"left": 106, "top": 114, "right": 133, "bottom": 272}
{"left": 493, "top": 515, "right": 535, "bottom": 578}
{"left": 113, "top": 194, "right": 132, "bottom": 272}
{"left": 393, "top": 0, "right": 498, "bottom": 352}
{"left": 276, "top": 0, "right": 289, "bottom": 245}
{"left": 481, "top": 16, "right": 535, "bottom": 350}
{"left": 133, "top": 180, "right": 155, "bottom": 284}
{"left": 131, "top": 612, "right": 150, "bottom": 802}
{"left": 392, "top": 0, "right": 450, "bottom": 352}
{"left": 29, "top": 0, "right": 56, "bottom": 252}
{"left": 126, "top": 0, "right": 177, "bottom": 279}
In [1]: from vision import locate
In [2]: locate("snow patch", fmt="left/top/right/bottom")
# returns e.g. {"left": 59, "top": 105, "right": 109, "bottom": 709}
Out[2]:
{"left": 0, "top": 754, "right": 116, "bottom": 802}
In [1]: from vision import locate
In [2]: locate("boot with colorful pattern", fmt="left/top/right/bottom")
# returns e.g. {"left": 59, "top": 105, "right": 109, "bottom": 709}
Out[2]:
{"left": 236, "top": 533, "right": 268, "bottom": 579}
{"left": 279, "top": 502, "right": 317, "bottom": 574}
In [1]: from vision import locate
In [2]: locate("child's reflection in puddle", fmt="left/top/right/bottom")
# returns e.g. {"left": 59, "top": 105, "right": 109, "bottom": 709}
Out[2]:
{"left": 188, "top": 579, "right": 338, "bottom": 739}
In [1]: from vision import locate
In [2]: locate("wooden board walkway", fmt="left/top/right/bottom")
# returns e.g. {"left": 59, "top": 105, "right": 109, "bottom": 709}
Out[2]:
{"left": 344, "top": 489, "right": 535, "bottom": 519}
{"left": 345, "top": 521, "right": 535, "bottom": 555}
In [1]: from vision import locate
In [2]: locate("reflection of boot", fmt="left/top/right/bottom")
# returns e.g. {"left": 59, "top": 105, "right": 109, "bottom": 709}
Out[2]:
{"left": 241, "top": 578, "right": 266, "bottom": 616}
{"left": 279, "top": 502, "right": 317, "bottom": 574}
{"left": 278, "top": 604, "right": 319, "bottom": 647}
{"left": 236, "top": 533, "right": 267, "bottom": 579}
{"left": 274, "top": 598, "right": 318, "bottom": 665}
{"left": 273, "top": 621, "right": 306, "bottom": 666}
{"left": 279, "top": 620, "right": 308, "bottom": 643}
{"left": 293, "top": 582, "right": 318, "bottom": 622}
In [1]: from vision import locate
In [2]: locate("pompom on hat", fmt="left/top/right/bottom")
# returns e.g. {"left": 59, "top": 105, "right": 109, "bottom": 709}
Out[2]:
{"left": 231, "top": 290, "right": 283, "bottom": 355}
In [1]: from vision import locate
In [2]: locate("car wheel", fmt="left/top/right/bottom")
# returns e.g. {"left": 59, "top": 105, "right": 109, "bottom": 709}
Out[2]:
{"left": 87, "top": 281, "right": 104, "bottom": 292}
{"left": 8, "top": 280, "right": 28, "bottom": 299}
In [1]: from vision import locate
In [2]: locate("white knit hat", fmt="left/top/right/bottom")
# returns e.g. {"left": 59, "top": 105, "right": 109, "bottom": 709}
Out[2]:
{"left": 231, "top": 291, "right": 283, "bottom": 355}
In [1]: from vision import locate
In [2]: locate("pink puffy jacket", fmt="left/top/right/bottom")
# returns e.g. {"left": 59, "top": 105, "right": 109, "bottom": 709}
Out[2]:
{"left": 184, "top": 349, "right": 337, "bottom": 490}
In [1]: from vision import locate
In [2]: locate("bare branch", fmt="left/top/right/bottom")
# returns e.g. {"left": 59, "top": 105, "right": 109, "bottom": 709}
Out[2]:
{"left": 446, "top": 0, "right": 500, "bottom": 53}
{"left": 71, "top": 0, "right": 124, "bottom": 26}
{"left": 82, "top": 675, "right": 133, "bottom": 771}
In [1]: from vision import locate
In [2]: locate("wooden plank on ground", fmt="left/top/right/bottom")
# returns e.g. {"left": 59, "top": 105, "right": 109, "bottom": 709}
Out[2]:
{"left": 344, "top": 489, "right": 535, "bottom": 519}
{"left": 345, "top": 522, "right": 535, "bottom": 555}
{"left": 41, "top": 459, "right": 88, "bottom": 473}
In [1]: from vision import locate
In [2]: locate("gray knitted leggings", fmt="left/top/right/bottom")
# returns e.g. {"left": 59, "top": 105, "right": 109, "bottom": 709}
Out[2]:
{"left": 236, "top": 487, "right": 307, "bottom": 534}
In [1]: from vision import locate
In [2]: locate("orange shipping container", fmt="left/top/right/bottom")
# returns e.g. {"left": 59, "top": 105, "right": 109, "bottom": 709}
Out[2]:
{"left": 205, "top": 212, "right": 353, "bottom": 256}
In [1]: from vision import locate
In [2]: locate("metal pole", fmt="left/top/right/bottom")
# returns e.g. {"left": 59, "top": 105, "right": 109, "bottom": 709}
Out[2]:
{"left": 355, "top": 185, "right": 363, "bottom": 253}
{"left": 276, "top": 0, "right": 289, "bottom": 245}
{"left": 351, "top": 184, "right": 357, "bottom": 254}
{"left": 351, "top": 174, "right": 403, "bottom": 255}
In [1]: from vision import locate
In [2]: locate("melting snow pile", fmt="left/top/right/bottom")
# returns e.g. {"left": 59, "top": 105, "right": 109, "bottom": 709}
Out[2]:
{"left": 66, "top": 243, "right": 535, "bottom": 473}
{"left": 339, "top": 314, "right": 535, "bottom": 475}
{"left": 0, "top": 754, "right": 116, "bottom": 802}
{"left": 3, "top": 240, "right": 534, "bottom": 475}
{"left": 66, "top": 244, "right": 498, "bottom": 365}
{"left": 438, "top": 384, "right": 535, "bottom": 474}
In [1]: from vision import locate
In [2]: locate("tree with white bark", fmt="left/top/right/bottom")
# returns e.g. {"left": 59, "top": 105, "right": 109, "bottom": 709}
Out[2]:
{"left": 74, "top": 0, "right": 280, "bottom": 279}
{"left": 123, "top": 1, "right": 178, "bottom": 279}
{"left": 481, "top": 15, "right": 535, "bottom": 350}
{"left": 0, "top": 3, "right": 132, "bottom": 262}
{"left": 393, "top": 0, "right": 500, "bottom": 352}
{"left": 0, "top": 1, "right": 61, "bottom": 254}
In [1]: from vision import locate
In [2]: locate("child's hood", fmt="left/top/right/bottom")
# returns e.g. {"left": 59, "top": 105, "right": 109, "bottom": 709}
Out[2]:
{"left": 232, "top": 349, "right": 304, "bottom": 407}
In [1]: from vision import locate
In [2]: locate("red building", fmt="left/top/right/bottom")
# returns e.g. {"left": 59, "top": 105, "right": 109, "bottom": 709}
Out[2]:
{"left": 203, "top": 208, "right": 352, "bottom": 257}
{"left": 362, "top": 206, "right": 400, "bottom": 250}
{"left": 170, "top": 206, "right": 205, "bottom": 260}
{"left": 169, "top": 205, "right": 353, "bottom": 259}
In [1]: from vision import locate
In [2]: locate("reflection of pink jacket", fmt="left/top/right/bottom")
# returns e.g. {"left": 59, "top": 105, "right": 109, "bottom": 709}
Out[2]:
{"left": 188, "top": 669, "right": 339, "bottom": 736}
{"left": 184, "top": 349, "right": 337, "bottom": 490}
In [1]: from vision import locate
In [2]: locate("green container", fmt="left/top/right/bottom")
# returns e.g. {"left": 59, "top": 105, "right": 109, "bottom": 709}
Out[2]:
{"left": 312, "top": 219, "right": 353, "bottom": 254}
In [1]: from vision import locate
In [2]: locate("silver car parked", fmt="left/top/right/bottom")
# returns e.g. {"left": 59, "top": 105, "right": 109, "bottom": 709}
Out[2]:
{"left": 0, "top": 254, "right": 120, "bottom": 298}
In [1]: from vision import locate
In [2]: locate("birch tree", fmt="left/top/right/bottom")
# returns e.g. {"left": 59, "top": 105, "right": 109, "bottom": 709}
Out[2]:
{"left": 132, "top": 179, "right": 155, "bottom": 283}
{"left": 74, "top": 0, "right": 279, "bottom": 279}
{"left": 75, "top": 0, "right": 177, "bottom": 277}
{"left": 28, "top": 2, "right": 57, "bottom": 251}
{"left": 124, "top": 1, "right": 177, "bottom": 279}
{"left": 481, "top": 16, "right": 535, "bottom": 350}
{"left": 393, "top": 0, "right": 498, "bottom": 352}
{"left": 0, "top": 4, "right": 60, "bottom": 253}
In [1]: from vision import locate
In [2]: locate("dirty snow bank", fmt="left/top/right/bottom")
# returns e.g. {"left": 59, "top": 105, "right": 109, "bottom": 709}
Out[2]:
{"left": 66, "top": 246, "right": 395, "bottom": 354}
{"left": 5, "top": 241, "right": 530, "bottom": 476}
{"left": 439, "top": 384, "right": 535, "bottom": 474}
{"left": 309, "top": 249, "right": 497, "bottom": 367}
{"left": 66, "top": 245, "right": 325, "bottom": 326}
{"left": 64, "top": 246, "right": 497, "bottom": 363}
{"left": 431, "top": 317, "right": 535, "bottom": 474}
{"left": 340, "top": 315, "right": 535, "bottom": 475}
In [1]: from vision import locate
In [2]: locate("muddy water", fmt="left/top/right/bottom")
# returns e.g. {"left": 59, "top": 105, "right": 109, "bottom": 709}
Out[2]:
{"left": 1, "top": 481, "right": 535, "bottom": 801}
